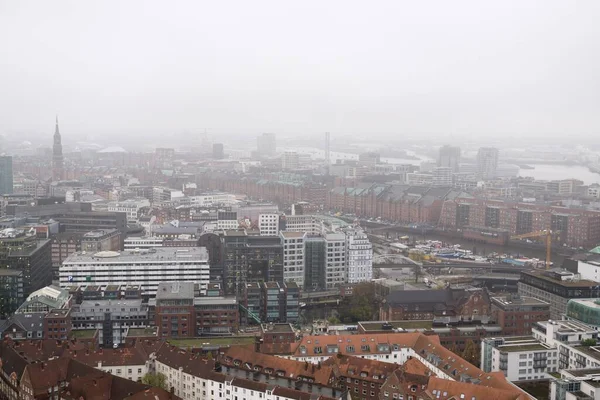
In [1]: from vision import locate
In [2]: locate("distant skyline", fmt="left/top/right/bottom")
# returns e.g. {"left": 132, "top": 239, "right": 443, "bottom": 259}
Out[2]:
{"left": 1, "top": 1, "right": 599, "bottom": 139}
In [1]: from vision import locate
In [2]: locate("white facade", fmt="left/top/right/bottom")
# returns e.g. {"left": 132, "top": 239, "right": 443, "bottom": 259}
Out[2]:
{"left": 189, "top": 193, "right": 238, "bottom": 207}
{"left": 217, "top": 219, "right": 239, "bottom": 230}
{"left": 345, "top": 228, "right": 373, "bottom": 284}
{"left": 96, "top": 361, "right": 148, "bottom": 382}
{"left": 124, "top": 237, "right": 164, "bottom": 249}
{"left": 108, "top": 197, "right": 151, "bottom": 223}
{"left": 283, "top": 215, "right": 324, "bottom": 234}
{"left": 406, "top": 172, "right": 434, "bottom": 185}
{"left": 280, "top": 232, "right": 306, "bottom": 287}
{"left": 259, "top": 214, "right": 280, "bottom": 236}
{"left": 432, "top": 167, "right": 453, "bottom": 186}
{"left": 60, "top": 247, "right": 210, "bottom": 296}
{"left": 482, "top": 320, "right": 600, "bottom": 383}
{"left": 325, "top": 232, "right": 346, "bottom": 289}
{"left": 576, "top": 260, "right": 600, "bottom": 282}
{"left": 481, "top": 337, "right": 558, "bottom": 381}
{"left": 282, "top": 151, "right": 299, "bottom": 170}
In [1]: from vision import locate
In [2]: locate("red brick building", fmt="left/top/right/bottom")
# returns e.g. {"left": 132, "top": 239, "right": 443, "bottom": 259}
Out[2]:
{"left": 490, "top": 294, "right": 550, "bottom": 336}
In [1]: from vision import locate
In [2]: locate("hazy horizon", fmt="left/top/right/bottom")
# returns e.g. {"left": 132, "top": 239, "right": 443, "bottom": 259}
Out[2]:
{"left": 1, "top": 1, "right": 599, "bottom": 141}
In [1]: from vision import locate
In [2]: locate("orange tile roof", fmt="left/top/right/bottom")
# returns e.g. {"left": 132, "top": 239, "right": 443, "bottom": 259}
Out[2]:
{"left": 220, "top": 346, "right": 335, "bottom": 386}
{"left": 293, "top": 332, "right": 422, "bottom": 357}
{"left": 426, "top": 377, "right": 529, "bottom": 400}
{"left": 322, "top": 353, "right": 399, "bottom": 383}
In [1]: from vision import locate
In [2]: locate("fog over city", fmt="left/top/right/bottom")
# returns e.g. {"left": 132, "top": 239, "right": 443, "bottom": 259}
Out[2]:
{"left": 1, "top": 0, "right": 599, "bottom": 147}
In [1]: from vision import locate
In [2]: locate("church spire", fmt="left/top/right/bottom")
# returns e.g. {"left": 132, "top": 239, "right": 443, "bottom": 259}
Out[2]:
{"left": 55, "top": 115, "right": 60, "bottom": 137}
{"left": 52, "top": 116, "right": 64, "bottom": 181}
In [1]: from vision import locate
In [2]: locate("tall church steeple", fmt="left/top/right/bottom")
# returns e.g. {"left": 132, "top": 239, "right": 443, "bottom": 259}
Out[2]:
{"left": 52, "top": 116, "right": 64, "bottom": 181}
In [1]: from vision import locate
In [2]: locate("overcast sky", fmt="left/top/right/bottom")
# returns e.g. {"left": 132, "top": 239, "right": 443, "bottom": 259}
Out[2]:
{"left": 0, "top": 1, "right": 599, "bottom": 141}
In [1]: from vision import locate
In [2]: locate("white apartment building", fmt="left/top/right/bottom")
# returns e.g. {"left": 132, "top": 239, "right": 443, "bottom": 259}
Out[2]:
{"left": 152, "top": 187, "right": 184, "bottom": 204}
{"left": 283, "top": 214, "right": 324, "bottom": 234}
{"left": 480, "top": 336, "right": 558, "bottom": 381}
{"left": 60, "top": 247, "right": 210, "bottom": 296}
{"left": 280, "top": 231, "right": 306, "bottom": 287}
{"left": 217, "top": 219, "right": 239, "bottom": 230}
{"left": 345, "top": 228, "right": 373, "bottom": 284}
{"left": 482, "top": 320, "right": 600, "bottom": 382}
{"left": 259, "top": 213, "right": 280, "bottom": 236}
{"left": 551, "top": 368, "right": 600, "bottom": 400}
{"left": 325, "top": 232, "right": 346, "bottom": 289}
{"left": 123, "top": 236, "right": 164, "bottom": 249}
{"left": 189, "top": 193, "right": 238, "bottom": 207}
{"left": 107, "top": 197, "right": 150, "bottom": 223}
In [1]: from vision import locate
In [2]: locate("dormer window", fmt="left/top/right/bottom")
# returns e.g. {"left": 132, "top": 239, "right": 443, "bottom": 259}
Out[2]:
{"left": 314, "top": 346, "right": 323, "bottom": 354}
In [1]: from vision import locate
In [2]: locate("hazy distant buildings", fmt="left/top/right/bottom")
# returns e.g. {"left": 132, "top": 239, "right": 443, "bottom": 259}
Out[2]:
{"left": 0, "top": 156, "right": 13, "bottom": 195}
{"left": 257, "top": 133, "right": 276, "bottom": 156}
{"left": 438, "top": 145, "right": 461, "bottom": 173}
{"left": 432, "top": 167, "right": 453, "bottom": 186}
{"left": 52, "top": 117, "right": 64, "bottom": 181}
{"left": 282, "top": 151, "right": 300, "bottom": 170}
{"left": 358, "top": 152, "right": 381, "bottom": 166}
{"left": 477, "top": 147, "right": 499, "bottom": 180}
{"left": 212, "top": 143, "right": 224, "bottom": 159}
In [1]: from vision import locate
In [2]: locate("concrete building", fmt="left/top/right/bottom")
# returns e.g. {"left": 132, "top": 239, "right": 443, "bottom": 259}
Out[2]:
{"left": 107, "top": 197, "right": 150, "bottom": 223}
{"left": 152, "top": 186, "right": 184, "bottom": 204}
{"left": 282, "top": 151, "right": 300, "bottom": 170}
{"left": 259, "top": 213, "right": 280, "bottom": 236}
{"left": 0, "top": 156, "right": 13, "bottom": 195}
{"left": 406, "top": 172, "right": 434, "bottom": 185}
{"left": 60, "top": 247, "right": 210, "bottom": 296}
{"left": 552, "top": 368, "right": 600, "bottom": 400}
{"left": 345, "top": 228, "right": 373, "bottom": 284}
{"left": 212, "top": 143, "right": 225, "bottom": 159}
{"left": 438, "top": 145, "right": 461, "bottom": 173}
{"left": 432, "top": 167, "right": 453, "bottom": 186}
{"left": 217, "top": 210, "right": 239, "bottom": 230}
{"left": 518, "top": 269, "right": 600, "bottom": 319}
{"left": 0, "top": 229, "right": 52, "bottom": 297}
{"left": 15, "top": 285, "right": 71, "bottom": 314}
{"left": 482, "top": 319, "right": 599, "bottom": 383}
{"left": 257, "top": 132, "right": 276, "bottom": 156}
{"left": 480, "top": 336, "right": 557, "bottom": 382}
{"left": 477, "top": 147, "right": 499, "bottom": 180}
{"left": 280, "top": 231, "right": 306, "bottom": 286}
{"left": 80, "top": 228, "right": 122, "bottom": 253}
{"left": 325, "top": 232, "right": 346, "bottom": 289}
{"left": 588, "top": 184, "right": 600, "bottom": 199}
{"left": 124, "top": 236, "right": 164, "bottom": 249}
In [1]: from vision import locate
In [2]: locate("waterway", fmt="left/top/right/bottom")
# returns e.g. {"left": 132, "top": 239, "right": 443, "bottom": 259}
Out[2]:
{"left": 375, "top": 228, "right": 566, "bottom": 266}
{"left": 518, "top": 164, "right": 600, "bottom": 185}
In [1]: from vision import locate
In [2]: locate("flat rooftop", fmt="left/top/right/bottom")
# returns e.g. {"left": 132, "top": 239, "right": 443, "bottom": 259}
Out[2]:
{"left": 280, "top": 231, "right": 305, "bottom": 238}
{"left": 499, "top": 343, "right": 550, "bottom": 352}
{"left": 82, "top": 229, "right": 118, "bottom": 238}
{"left": 536, "top": 320, "right": 596, "bottom": 334}
{"left": 156, "top": 282, "right": 195, "bottom": 300}
{"left": 491, "top": 295, "right": 549, "bottom": 307}
{"left": 574, "top": 346, "right": 600, "bottom": 363}
{"left": 522, "top": 270, "right": 599, "bottom": 288}
{"left": 262, "top": 323, "right": 295, "bottom": 333}
{"left": 64, "top": 247, "right": 209, "bottom": 263}
{"left": 360, "top": 320, "right": 433, "bottom": 331}
{"left": 193, "top": 297, "right": 237, "bottom": 306}
{"left": 71, "top": 329, "right": 97, "bottom": 338}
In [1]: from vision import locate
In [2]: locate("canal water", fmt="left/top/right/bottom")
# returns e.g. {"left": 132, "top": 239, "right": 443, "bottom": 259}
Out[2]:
{"left": 376, "top": 228, "right": 566, "bottom": 266}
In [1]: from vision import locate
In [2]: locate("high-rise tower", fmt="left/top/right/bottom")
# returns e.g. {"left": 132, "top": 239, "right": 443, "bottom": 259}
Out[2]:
{"left": 52, "top": 116, "right": 64, "bottom": 181}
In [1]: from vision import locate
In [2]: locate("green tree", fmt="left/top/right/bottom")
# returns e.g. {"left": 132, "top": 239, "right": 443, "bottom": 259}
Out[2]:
{"left": 462, "top": 340, "right": 479, "bottom": 365}
{"left": 142, "top": 372, "right": 168, "bottom": 390}
{"left": 581, "top": 338, "right": 597, "bottom": 346}
{"left": 337, "top": 282, "right": 379, "bottom": 323}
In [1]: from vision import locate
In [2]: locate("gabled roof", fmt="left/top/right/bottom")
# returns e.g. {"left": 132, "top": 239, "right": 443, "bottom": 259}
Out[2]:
{"left": 220, "top": 346, "right": 335, "bottom": 386}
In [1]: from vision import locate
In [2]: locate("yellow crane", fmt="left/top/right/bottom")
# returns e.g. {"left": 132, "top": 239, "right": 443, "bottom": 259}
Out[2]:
{"left": 510, "top": 230, "right": 557, "bottom": 269}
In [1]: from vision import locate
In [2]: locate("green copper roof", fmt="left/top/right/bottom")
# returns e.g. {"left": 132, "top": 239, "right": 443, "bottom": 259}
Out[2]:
{"left": 590, "top": 246, "right": 600, "bottom": 254}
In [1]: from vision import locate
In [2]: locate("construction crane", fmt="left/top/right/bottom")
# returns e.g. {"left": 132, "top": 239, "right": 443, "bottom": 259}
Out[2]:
{"left": 510, "top": 230, "right": 557, "bottom": 269}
